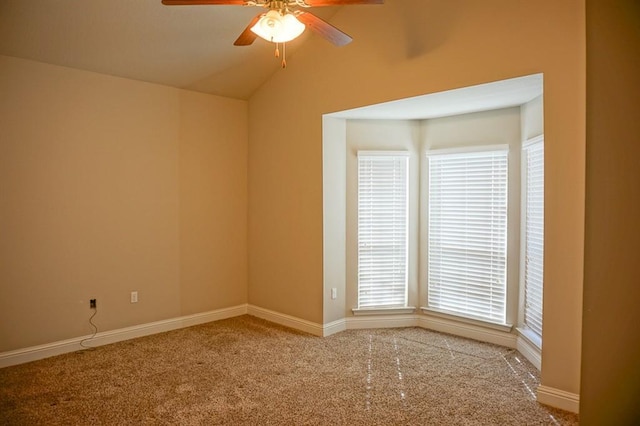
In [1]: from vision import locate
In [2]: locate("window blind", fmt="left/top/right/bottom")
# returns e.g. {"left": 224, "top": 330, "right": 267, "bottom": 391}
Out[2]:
{"left": 523, "top": 139, "right": 544, "bottom": 339}
{"left": 427, "top": 148, "right": 508, "bottom": 324}
{"left": 357, "top": 152, "right": 409, "bottom": 309}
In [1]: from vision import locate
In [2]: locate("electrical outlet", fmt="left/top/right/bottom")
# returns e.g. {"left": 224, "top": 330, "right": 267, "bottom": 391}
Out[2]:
{"left": 90, "top": 299, "right": 96, "bottom": 309}
{"left": 130, "top": 291, "right": 138, "bottom": 303}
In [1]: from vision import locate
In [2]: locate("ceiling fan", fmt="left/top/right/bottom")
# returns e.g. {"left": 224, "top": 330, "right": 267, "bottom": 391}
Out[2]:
{"left": 161, "top": 0, "right": 384, "bottom": 67}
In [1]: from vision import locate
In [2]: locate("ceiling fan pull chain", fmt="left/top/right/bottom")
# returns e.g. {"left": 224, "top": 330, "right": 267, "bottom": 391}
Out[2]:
{"left": 275, "top": 42, "right": 280, "bottom": 58}
{"left": 282, "top": 42, "right": 287, "bottom": 68}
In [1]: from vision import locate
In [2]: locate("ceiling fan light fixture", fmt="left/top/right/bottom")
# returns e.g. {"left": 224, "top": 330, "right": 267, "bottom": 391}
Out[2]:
{"left": 251, "top": 10, "right": 305, "bottom": 43}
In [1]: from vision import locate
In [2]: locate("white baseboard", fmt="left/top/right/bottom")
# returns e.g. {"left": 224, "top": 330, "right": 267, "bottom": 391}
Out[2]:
{"left": 346, "top": 314, "right": 419, "bottom": 330}
{"left": 322, "top": 319, "right": 347, "bottom": 337}
{"left": 418, "top": 315, "right": 518, "bottom": 348}
{"left": 247, "top": 305, "right": 324, "bottom": 337}
{"left": 516, "top": 335, "right": 542, "bottom": 371}
{"left": 330, "top": 313, "right": 516, "bottom": 349}
{"left": 0, "top": 304, "right": 248, "bottom": 368}
{"left": 537, "top": 385, "right": 580, "bottom": 414}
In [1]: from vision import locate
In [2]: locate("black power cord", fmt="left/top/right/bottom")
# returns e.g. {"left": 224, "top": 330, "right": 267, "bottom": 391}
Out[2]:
{"left": 80, "top": 305, "right": 98, "bottom": 349}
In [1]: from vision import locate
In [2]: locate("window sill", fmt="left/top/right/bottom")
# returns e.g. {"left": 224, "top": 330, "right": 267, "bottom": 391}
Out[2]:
{"left": 420, "top": 307, "right": 513, "bottom": 333}
{"left": 352, "top": 307, "right": 417, "bottom": 316}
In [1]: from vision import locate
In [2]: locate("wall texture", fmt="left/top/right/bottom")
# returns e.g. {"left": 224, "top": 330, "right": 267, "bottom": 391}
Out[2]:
{"left": 581, "top": 0, "right": 640, "bottom": 423}
{"left": 0, "top": 56, "right": 248, "bottom": 352}
{"left": 249, "top": 0, "right": 585, "bottom": 398}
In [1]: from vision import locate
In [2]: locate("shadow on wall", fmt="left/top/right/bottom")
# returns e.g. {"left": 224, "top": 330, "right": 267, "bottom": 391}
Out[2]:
{"left": 391, "top": 0, "right": 458, "bottom": 59}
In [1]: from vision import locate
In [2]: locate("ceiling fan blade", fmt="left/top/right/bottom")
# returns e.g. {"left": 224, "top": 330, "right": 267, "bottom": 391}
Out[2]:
{"left": 161, "top": 0, "right": 247, "bottom": 5}
{"left": 234, "top": 13, "right": 262, "bottom": 46}
{"left": 296, "top": 12, "right": 352, "bottom": 46}
{"left": 302, "top": 0, "right": 383, "bottom": 6}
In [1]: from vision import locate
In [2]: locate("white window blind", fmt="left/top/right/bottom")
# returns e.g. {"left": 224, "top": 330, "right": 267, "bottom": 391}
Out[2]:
{"left": 427, "top": 148, "right": 508, "bottom": 324}
{"left": 523, "top": 138, "right": 544, "bottom": 340}
{"left": 357, "top": 152, "right": 409, "bottom": 309}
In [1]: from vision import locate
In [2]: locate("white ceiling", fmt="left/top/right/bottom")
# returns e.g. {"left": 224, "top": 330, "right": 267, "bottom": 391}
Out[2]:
{"left": 0, "top": 0, "right": 342, "bottom": 100}
{"left": 328, "top": 74, "right": 544, "bottom": 120}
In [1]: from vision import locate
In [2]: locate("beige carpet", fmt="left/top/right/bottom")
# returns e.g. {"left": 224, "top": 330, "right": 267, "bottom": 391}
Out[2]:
{"left": 0, "top": 315, "right": 579, "bottom": 425}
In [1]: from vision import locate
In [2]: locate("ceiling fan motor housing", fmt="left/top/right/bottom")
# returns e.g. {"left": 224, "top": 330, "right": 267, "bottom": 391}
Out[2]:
{"left": 162, "top": 0, "right": 384, "bottom": 51}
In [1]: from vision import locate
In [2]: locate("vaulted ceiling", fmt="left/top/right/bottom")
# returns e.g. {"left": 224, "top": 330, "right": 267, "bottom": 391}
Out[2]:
{"left": 0, "top": 0, "right": 347, "bottom": 99}
{"left": 0, "top": 1, "right": 545, "bottom": 117}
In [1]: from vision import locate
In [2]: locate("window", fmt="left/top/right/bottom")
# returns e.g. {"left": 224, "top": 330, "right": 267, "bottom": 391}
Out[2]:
{"left": 357, "top": 152, "right": 409, "bottom": 309}
{"left": 426, "top": 147, "right": 509, "bottom": 324}
{"left": 522, "top": 137, "right": 544, "bottom": 344}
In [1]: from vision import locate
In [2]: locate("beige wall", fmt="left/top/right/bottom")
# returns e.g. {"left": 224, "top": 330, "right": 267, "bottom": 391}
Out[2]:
{"left": 249, "top": 0, "right": 585, "bottom": 397}
{"left": 0, "top": 56, "right": 248, "bottom": 352}
{"left": 179, "top": 90, "right": 248, "bottom": 315}
{"left": 322, "top": 117, "right": 347, "bottom": 323}
{"left": 581, "top": 0, "right": 640, "bottom": 423}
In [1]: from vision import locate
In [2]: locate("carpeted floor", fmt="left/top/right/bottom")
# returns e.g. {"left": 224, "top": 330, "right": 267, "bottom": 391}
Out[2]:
{"left": 0, "top": 315, "right": 579, "bottom": 425}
